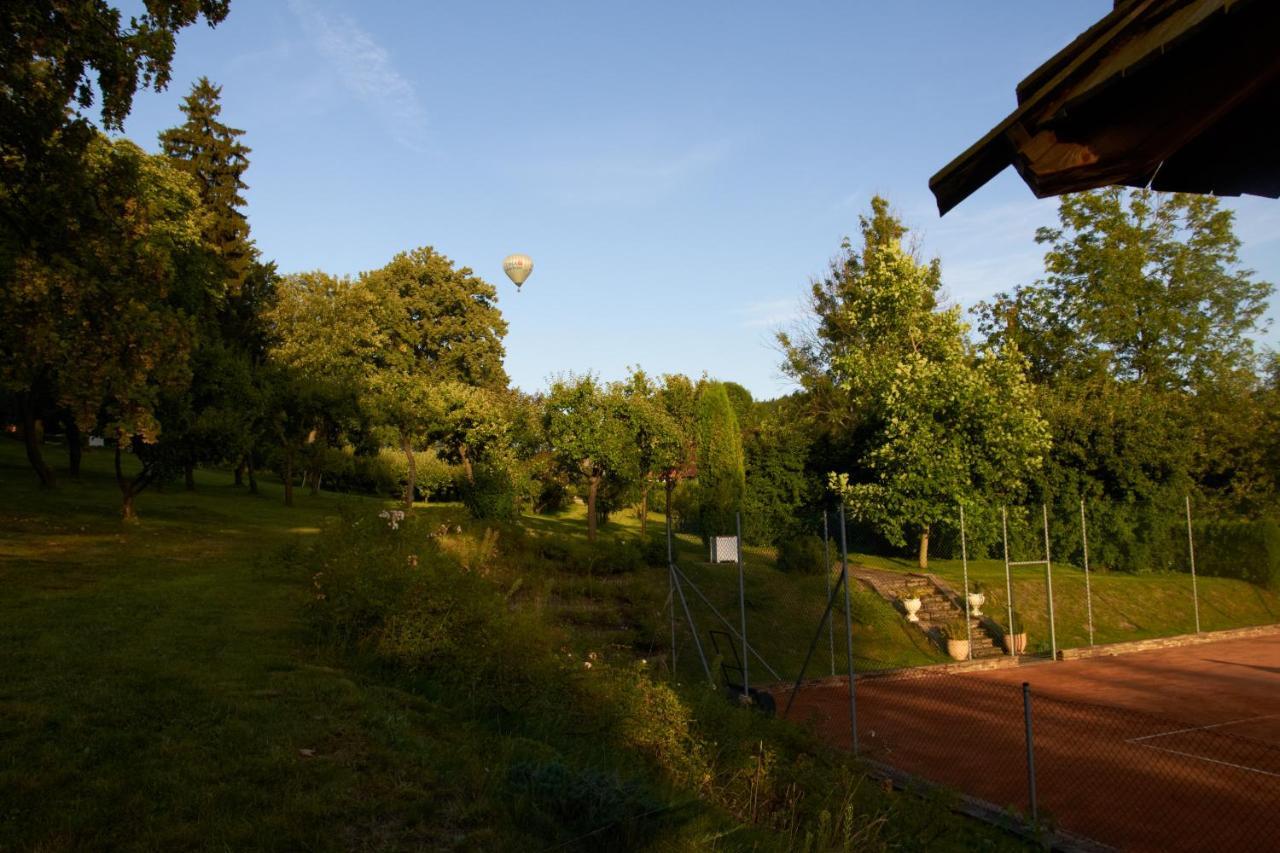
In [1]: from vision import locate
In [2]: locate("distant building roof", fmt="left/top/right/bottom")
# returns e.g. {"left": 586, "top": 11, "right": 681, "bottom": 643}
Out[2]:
{"left": 930, "top": 0, "right": 1280, "bottom": 215}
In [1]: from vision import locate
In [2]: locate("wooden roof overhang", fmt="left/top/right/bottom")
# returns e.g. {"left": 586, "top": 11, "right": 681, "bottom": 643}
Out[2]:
{"left": 929, "top": 0, "right": 1280, "bottom": 215}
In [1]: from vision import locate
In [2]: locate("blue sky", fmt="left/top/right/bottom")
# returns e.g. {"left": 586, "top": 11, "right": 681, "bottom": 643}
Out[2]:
{"left": 118, "top": 0, "right": 1280, "bottom": 398}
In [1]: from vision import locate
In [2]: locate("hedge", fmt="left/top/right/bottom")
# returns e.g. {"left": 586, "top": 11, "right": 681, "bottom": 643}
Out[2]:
{"left": 1193, "top": 519, "right": 1280, "bottom": 590}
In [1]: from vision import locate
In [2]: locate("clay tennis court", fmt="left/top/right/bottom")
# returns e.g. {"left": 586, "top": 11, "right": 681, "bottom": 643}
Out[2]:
{"left": 772, "top": 633, "right": 1280, "bottom": 852}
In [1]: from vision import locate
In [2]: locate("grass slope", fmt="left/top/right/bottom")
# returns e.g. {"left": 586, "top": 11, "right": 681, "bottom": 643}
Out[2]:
{"left": 524, "top": 505, "right": 944, "bottom": 681}
{"left": 0, "top": 443, "right": 1025, "bottom": 851}
{"left": 852, "top": 553, "right": 1280, "bottom": 654}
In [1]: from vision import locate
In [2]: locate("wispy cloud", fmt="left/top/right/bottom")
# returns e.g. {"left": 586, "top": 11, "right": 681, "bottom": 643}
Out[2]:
{"left": 288, "top": 0, "right": 427, "bottom": 151}
{"left": 737, "top": 297, "right": 807, "bottom": 330}
{"left": 910, "top": 197, "right": 1059, "bottom": 306}
{"left": 539, "top": 138, "right": 732, "bottom": 206}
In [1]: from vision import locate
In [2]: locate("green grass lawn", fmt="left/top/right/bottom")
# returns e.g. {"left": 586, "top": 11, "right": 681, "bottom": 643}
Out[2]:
{"left": 851, "top": 552, "right": 1280, "bottom": 654}
{"left": 1, "top": 443, "right": 1030, "bottom": 851}
{"left": 0, "top": 443, "right": 501, "bottom": 849}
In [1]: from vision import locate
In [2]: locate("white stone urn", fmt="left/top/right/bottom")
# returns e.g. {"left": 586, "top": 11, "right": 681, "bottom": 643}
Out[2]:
{"left": 946, "top": 638, "right": 971, "bottom": 661}
{"left": 967, "top": 592, "right": 986, "bottom": 617}
{"left": 903, "top": 596, "right": 923, "bottom": 622}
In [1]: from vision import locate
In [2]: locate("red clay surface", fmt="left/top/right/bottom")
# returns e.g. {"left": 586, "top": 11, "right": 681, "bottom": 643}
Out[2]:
{"left": 773, "top": 634, "right": 1280, "bottom": 852}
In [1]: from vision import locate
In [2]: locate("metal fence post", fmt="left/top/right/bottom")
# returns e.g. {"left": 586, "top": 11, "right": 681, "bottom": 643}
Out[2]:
{"left": 1042, "top": 504, "right": 1058, "bottom": 660}
{"left": 960, "top": 503, "right": 972, "bottom": 660}
{"left": 1023, "top": 682, "right": 1038, "bottom": 826}
{"left": 1002, "top": 506, "right": 1015, "bottom": 656}
{"left": 736, "top": 511, "right": 748, "bottom": 698}
{"left": 1080, "top": 498, "right": 1094, "bottom": 647}
{"left": 1186, "top": 495, "right": 1201, "bottom": 634}
{"left": 667, "top": 506, "right": 676, "bottom": 671}
{"left": 839, "top": 503, "right": 859, "bottom": 755}
{"left": 824, "top": 510, "right": 835, "bottom": 677}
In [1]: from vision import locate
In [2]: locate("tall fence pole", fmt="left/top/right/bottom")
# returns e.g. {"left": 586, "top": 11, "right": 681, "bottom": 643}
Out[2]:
{"left": 960, "top": 503, "right": 973, "bottom": 660}
{"left": 839, "top": 503, "right": 859, "bottom": 755}
{"left": 1002, "top": 506, "right": 1015, "bottom": 656}
{"left": 1080, "top": 498, "right": 1094, "bottom": 647}
{"left": 1186, "top": 495, "right": 1201, "bottom": 634}
{"left": 1042, "top": 504, "right": 1058, "bottom": 660}
{"left": 824, "top": 510, "right": 835, "bottom": 677}
{"left": 736, "top": 512, "right": 748, "bottom": 698}
{"left": 667, "top": 504, "right": 676, "bottom": 672}
{"left": 1022, "top": 682, "right": 1038, "bottom": 826}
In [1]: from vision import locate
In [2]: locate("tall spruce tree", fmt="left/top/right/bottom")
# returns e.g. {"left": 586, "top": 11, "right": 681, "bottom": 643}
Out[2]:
{"left": 160, "top": 77, "right": 252, "bottom": 291}
{"left": 158, "top": 79, "right": 264, "bottom": 489}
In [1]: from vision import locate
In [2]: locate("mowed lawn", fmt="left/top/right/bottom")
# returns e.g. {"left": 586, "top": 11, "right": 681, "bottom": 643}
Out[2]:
{"left": 0, "top": 442, "right": 494, "bottom": 850}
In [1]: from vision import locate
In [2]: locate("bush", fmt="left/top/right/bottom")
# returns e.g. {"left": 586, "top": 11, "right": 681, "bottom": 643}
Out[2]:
{"left": 506, "top": 759, "right": 667, "bottom": 848}
{"left": 1194, "top": 519, "right": 1280, "bottom": 589}
{"left": 460, "top": 462, "right": 519, "bottom": 520}
{"left": 776, "top": 534, "right": 827, "bottom": 575}
{"left": 536, "top": 537, "right": 645, "bottom": 575}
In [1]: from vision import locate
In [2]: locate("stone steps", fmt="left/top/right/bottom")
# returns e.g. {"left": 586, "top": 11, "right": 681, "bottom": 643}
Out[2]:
{"left": 850, "top": 565, "right": 1008, "bottom": 661}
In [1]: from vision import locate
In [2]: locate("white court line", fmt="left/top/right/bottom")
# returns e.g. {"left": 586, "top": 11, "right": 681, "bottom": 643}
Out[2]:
{"left": 1126, "top": 714, "right": 1279, "bottom": 743}
{"left": 1134, "top": 743, "right": 1280, "bottom": 779}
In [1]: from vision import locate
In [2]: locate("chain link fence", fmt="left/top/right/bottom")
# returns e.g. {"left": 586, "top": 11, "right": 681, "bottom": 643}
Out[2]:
{"left": 657, "top": 500, "right": 1280, "bottom": 850}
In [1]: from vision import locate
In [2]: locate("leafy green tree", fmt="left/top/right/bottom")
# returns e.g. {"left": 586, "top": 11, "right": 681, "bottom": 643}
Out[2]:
{"left": 976, "top": 190, "right": 1275, "bottom": 567}
{"left": 652, "top": 373, "right": 702, "bottom": 523}
{"left": 362, "top": 247, "right": 508, "bottom": 505}
{"left": 696, "top": 382, "right": 746, "bottom": 538}
{"left": 980, "top": 189, "right": 1273, "bottom": 391}
{"left": 621, "top": 368, "right": 684, "bottom": 535}
{"left": 787, "top": 197, "right": 1047, "bottom": 568}
{"left": 40, "top": 137, "right": 218, "bottom": 519}
{"left": 2, "top": 4, "right": 231, "bottom": 489}
{"left": 264, "top": 271, "right": 377, "bottom": 505}
{"left": 742, "top": 399, "right": 815, "bottom": 545}
{"left": 544, "top": 375, "right": 638, "bottom": 541}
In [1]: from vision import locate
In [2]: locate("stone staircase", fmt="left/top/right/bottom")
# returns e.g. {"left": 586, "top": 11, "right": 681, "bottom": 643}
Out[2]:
{"left": 848, "top": 566, "right": 1006, "bottom": 660}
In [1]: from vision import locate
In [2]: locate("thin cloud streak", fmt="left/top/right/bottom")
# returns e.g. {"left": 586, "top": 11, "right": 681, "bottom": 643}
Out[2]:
{"left": 288, "top": 0, "right": 428, "bottom": 151}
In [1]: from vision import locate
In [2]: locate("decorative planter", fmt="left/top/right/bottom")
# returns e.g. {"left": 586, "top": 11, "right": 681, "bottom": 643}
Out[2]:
{"left": 946, "top": 638, "right": 970, "bottom": 661}
{"left": 903, "top": 596, "right": 922, "bottom": 622}
{"left": 967, "top": 592, "right": 986, "bottom": 616}
{"left": 1003, "top": 632, "right": 1028, "bottom": 655}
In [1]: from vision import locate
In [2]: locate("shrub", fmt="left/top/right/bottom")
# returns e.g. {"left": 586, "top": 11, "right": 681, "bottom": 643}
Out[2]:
{"left": 538, "top": 537, "right": 645, "bottom": 575}
{"left": 506, "top": 759, "right": 668, "bottom": 848}
{"left": 460, "top": 462, "right": 519, "bottom": 520}
{"left": 1194, "top": 519, "right": 1280, "bottom": 589}
{"left": 776, "top": 534, "right": 826, "bottom": 575}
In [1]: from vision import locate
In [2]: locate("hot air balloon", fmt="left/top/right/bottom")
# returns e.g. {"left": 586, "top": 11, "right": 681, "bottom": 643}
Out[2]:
{"left": 502, "top": 253, "right": 533, "bottom": 291}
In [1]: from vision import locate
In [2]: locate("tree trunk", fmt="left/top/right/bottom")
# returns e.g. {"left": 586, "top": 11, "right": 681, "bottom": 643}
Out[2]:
{"left": 665, "top": 478, "right": 675, "bottom": 529}
{"left": 19, "top": 391, "right": 55, "bottom": 488}
{"left": 247, "top": 456, "right": 258, "bottom": 494}
{"left": 64, "top": 413, "right": 82, "bottom": 479}
{"left": 639, "top": 484, "right": 649, "bottom": 535}
{"left": 587, "top": 475, "right": 600, "bottom": 542}
{"left": 308, "top": 466, "right": 320, "bottom": 496}
{"left": 459, "top": 444, "right": 475, "bottom": 485}
{"left": 918, "top": 527, "right": 930, "bottom": 570}
{"left": 184, "top": 462, "right": 196, "bottom": 491}
{"left": 283, "top": 448, "right": 294, "bottom": 507}
{"left": 401, "top": 432, "right": 416, "bottom": 508}
{"left": 115, "top": 443, "right": 141, "bottom": 523}
{"left": 234, "top": 457, "right": 245, "bottom": 487}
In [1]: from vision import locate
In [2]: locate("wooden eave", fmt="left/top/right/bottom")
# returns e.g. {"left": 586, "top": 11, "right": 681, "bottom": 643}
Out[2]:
{"left": 929, "top": 0, "right": 1280, "bottom": 214}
